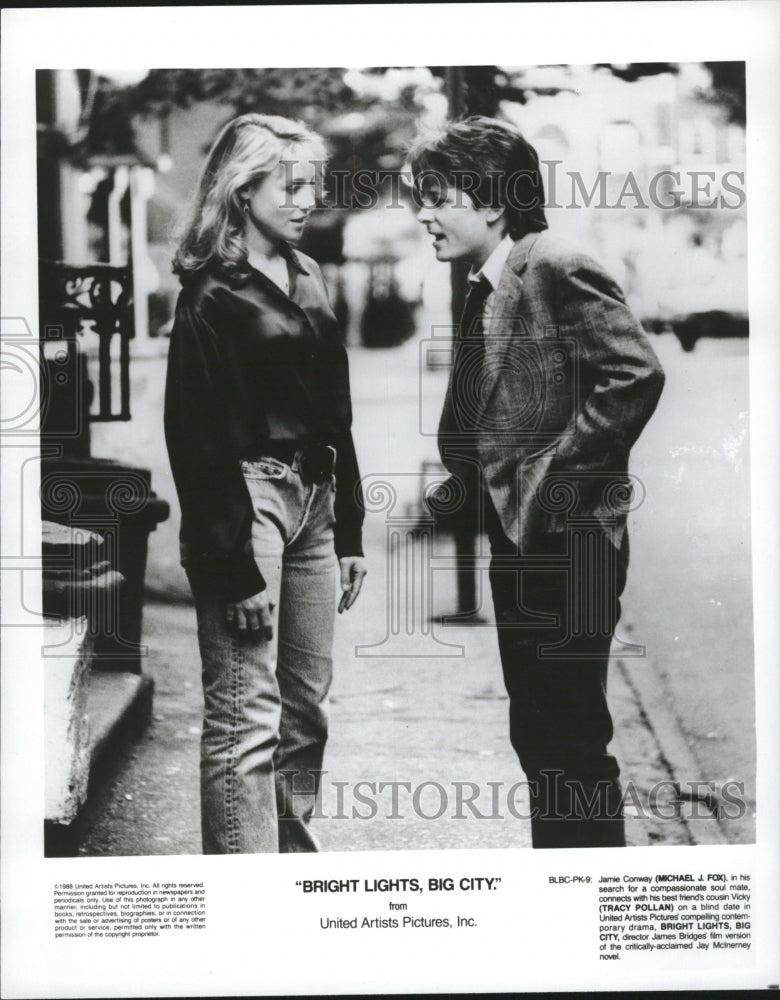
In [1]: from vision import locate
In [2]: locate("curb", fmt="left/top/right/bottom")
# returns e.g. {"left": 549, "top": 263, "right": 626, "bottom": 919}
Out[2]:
{"left": 617, "top": 657, "right": 729, "bottom": 846}
{"left": 44, "top": 671, "right": 154, "bottom": 857}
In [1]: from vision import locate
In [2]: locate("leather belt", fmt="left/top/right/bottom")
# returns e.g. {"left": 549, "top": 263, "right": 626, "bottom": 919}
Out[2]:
{"left": 247, "top": 442, "right": 336, "bottom": 485}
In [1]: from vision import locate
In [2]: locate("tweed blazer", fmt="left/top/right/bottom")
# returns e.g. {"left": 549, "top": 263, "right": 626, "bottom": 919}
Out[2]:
{"left": 438, "top": 229, "right": 665, "bottom": 551}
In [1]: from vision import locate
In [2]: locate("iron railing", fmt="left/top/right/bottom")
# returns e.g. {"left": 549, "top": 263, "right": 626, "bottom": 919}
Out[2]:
{"left": 39, "top": 260, "right": 133, "bottom": 422}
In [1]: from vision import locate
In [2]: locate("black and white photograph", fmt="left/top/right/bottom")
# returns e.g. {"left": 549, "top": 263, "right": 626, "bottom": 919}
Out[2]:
{"left": 2, "top": 4, "right": 778, "bottom": 997}
{"left": 33, "top": 59, "right": 755, "bottom": 856}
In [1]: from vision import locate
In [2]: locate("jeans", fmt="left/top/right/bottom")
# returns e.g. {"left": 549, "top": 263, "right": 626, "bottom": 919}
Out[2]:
{"left": 186, "top": 452, "right": 337, "bottom": 853}
{"left": 485, "top": 497, "right": 629, "bottom": 848}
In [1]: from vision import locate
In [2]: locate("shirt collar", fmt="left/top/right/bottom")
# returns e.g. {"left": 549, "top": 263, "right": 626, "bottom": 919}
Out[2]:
{"left": 225, "top": 242, "right": 309, "bottom": 289}
{"left": 469, "top": 234, "right": 514, "bottom": 292}
{"left": 245, "top": 242, "right": 310, "bottom": 279}
{"left": 281, "top": 242, "right": 309, "bottom": 275}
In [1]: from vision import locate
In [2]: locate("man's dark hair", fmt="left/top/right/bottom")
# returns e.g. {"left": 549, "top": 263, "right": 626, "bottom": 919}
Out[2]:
{"left": 409, "top": 116, "right": 548, "bottom": 240}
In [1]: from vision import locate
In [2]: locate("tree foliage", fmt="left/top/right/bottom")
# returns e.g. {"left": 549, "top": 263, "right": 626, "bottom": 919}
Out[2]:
{"left": 701, "top": 62, "right": 746, "bottom": 126}
{"left": 128, "top": 68, "right": 359, "bottom": 118}
{"left": 596, "top": 62, "right": 745, "bottom": 125}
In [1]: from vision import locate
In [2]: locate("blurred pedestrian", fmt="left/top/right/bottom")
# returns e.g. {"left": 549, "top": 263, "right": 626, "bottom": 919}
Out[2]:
{"left": 412, "top": 117, "right": 665, "bottom": 848}
{"left": 165, "top": 113, "right": 366, "bottom": 853}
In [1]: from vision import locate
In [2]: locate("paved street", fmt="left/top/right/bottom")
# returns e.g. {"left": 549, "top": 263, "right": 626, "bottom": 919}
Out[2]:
{"left": 80, "top": 332, "right": 755, "bottom": 855}
{"left": 78, "top": 568, "right": 694, "bottom": 856}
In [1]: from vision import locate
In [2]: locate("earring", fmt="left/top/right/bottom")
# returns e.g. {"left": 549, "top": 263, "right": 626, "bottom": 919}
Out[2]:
{"left": 242, "top": 200, "right": 249, "bottom": 215}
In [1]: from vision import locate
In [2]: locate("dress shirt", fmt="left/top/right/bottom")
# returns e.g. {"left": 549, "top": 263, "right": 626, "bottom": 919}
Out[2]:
{"left": 469, "top": 234, "right": 515, "bottom": 324}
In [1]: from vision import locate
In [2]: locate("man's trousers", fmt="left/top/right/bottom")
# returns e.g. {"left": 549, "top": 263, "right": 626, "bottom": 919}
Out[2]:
{"left": 485, "top": 497, "right": 628, "bottom": 848}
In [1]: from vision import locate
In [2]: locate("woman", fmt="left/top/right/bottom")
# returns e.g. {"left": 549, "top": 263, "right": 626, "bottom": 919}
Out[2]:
{"left": 164, "top": 113, "right": 366, "bottom": 853}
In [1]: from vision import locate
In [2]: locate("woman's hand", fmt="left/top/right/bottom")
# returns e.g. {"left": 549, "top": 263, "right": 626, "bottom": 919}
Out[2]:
{"left": 338, "top": 557, "right": 367, "bottom": 613}
{"left": 226, "top": 590, "right": 274, "bottom": 640}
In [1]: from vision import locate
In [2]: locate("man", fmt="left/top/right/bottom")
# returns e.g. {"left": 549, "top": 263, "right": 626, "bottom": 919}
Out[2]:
{"left": 411, "top": 117, "right": 665, "bottom": 848}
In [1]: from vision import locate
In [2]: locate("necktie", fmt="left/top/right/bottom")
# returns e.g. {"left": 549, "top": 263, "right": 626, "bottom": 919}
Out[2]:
{"left": 451, "top": 275, "right": 493, "bottom": 431}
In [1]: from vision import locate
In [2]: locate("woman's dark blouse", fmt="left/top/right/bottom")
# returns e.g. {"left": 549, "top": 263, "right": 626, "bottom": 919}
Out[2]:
{"left": 164, "top": 246, "right": 363, "bottom": 602}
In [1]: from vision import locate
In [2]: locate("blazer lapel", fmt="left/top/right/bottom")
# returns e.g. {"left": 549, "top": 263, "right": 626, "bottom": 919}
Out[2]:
{"left": 481, "top": 231, "right": 541, "bottom": 403}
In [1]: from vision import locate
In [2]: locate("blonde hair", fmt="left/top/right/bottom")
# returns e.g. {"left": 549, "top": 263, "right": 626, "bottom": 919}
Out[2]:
{"left": 172, "top": 113, "right": 326, "bottom": 282}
